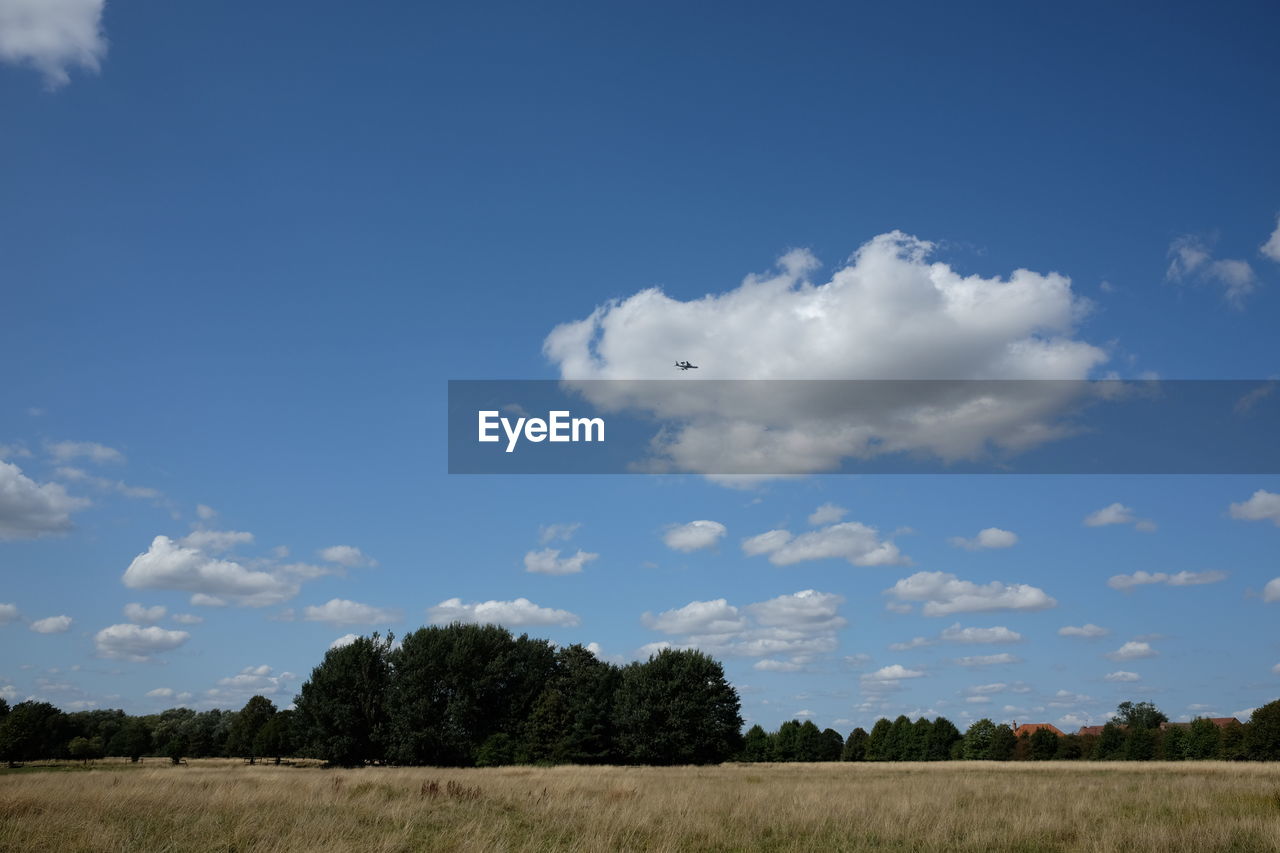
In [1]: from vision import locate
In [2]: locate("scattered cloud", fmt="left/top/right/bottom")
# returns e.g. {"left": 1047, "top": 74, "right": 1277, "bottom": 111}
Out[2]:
{"left": 643, "top": 599, "right": 746, "bottom": 635}
{"left": 1262, "top": 216, "right": 1280, "bottom": 263}
{"left": 0, "top": 460, "right": 89, "bottom": 540}
{"left": 94, "top": 623, "right": 190, "bottom": 662}
{"left": 302, "top": 598, "right": 401, "bottom": 627}
{"left": 523, "top": 547, "right": 600, "bottom": 575}
{"left": 754, "top": 659, "right": 805, "bottom": 672}
{"left": 1229, "top": 490, "right": 1280, "bottom": 526}
{"left": 318, "top": 545, "right": 377, "bottom": 568}
{"left": 537, "top": 523, "right": 581, "bottom": 544}
{"left": 884, "top": 571, "right": 1055, "bottom": 616}
{"left": 807, "top": 503, "right": 847, "bottom": 526}
{"left": 122, "top": 535, "right": 301, "bottom": 608}
{"left": 1106, "top": 641, "right": 1157, "bottom": 661}
{"left": 170, "top": 613, "right": 203, "bottom": 625}
{"left": 0, "top": 602, "right": 19, "bottom": 624}
{"left": 428, "top": 597, "right": 581, "bottom": 628}
{"left": 1104, "top": 671, "right": 1141, "bottom": 683}
{"left": 862, "top": 664, "right": 925, "bottom": 685}
{"left": 0, "top": 0, "right": 107, "bottom": 89}
{"left": 30, "top": 615, "right": 72, "bottom": 634}
{"left": 1263, "top": 578, "right": 1280, "bottom": 604}
{"left": 1167, "top": 235, "right": 1258, "bottom": 307}
{"left": 179, "top": 529, "right": 254, "bottom": 553}
{"left": 954, "top": 653, "right": 1021, "bottom": 667}
{"left": 949, "top": 527, "right": 1018, "bottom": 551}
{"left": 743, "top": 521, "right": 908, "bottom": 567}
{"left": 330, "top": 633, "right": 360, "bottom": 649}
{"left": 1083, "top": 503, "right": 1156, "bottom": 532}
{"left": 45, "top": 440, "right": 123, "bottom": 465}
{"left": 1107, "top": 570, "right": 1227, "bottom": 590}
{"left": 146, "top": 687, "right": 175, "bottom": 698}
{"left": 890, "top": 623, "right": 1022, "bottom": 650}
{"left": 1059, "top": 623, "right": 1109, "bottom": 638}
{"left": 662, "top": 520, "right": 727, "bottom": 552}
{"left": 53, "top": 466, "right": 161, "bottom": 501}
{"left": 207, "top": 665, "right": 296, "bottom": 702}
{"left": 123, "top": 603, "right": 167, "bottom": 625}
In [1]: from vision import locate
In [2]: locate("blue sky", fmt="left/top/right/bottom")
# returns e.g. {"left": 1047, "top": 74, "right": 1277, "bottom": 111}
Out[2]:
{"left": 1, "top": 1, "right": 1279, "bottom": 732}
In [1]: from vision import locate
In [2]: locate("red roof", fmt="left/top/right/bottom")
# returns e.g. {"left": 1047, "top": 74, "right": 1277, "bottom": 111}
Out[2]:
{"left": 1076, "top": 725, "right": 1106, "bottom": 737}
{"left": 1012, "top": 723, "right": 1063, "bottom": 737}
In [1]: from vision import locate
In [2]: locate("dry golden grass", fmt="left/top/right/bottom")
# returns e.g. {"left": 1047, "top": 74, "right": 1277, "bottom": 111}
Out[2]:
{"left": 2, "top": 760, "right": 1279, "bottom": 852}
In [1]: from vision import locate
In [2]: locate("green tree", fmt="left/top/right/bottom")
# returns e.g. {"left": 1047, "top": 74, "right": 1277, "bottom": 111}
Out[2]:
{"left": 906, "top": 718, "right": 931, "bottom": 761}
{"left": 1246, "top": 700, "right": 1280, "bottom": 760}
{"left": 772, "top": 720, "right": 801, "bottom": 761}
{"left": 1029, "top": 727, "right": 1059, "bottom": 760}
{"left": 165, "top": 734, "right": 188, "bottom": 765}
{"left": 1115, "top": 701, "right": 1167, "bottom": 730}
{"left": 253, "top": 710, "right": 297, "bottom": 765}
{"left": 613, "top": 648, "right": 742, "bottom": 765}
{"left": 1094, "top": 722, "right": 1125, "bottom": 760}
{"left": 820, "top": 728, "right": 845, "bottom": 761}
{"left": 227, "top": 695, "right": 277, "bottom": 764}
{"left": 795, "top": 720, "right": 825, "bottom": 761}
{"left": 865, "top": 718, "right": 892, "bottom": 761}
{"left": 68, "top": 736, "right": 103, "bottom": 764}
{"left": 987, "top": 724, "right": 1017, "bottom": 760}
{"left": 885, "top": 715, "right": 913, "bottom": 761}
{"left": 0, "top": 701, "right": 67, "bottom": 765}
{"left": 1217, "top": 720, "right": 1246, "bottom": 760}
{"left": 475, "top": 732, "right": 517, "bottom": 766}
{"left": 107, "top": 718, "right": 152, "bottom": 763}
{"left": 961, "top": 719, "right": 995, "bottom": 760}
{"left": 294, "top": 632, "right": 393, "bottom": 766}
{"left": 741, "top": 724, "right": 771, "bottom": 761}
{"left": 925, "top": 717, "right": 960, "bottom": 761}
{"left": 518, "top": 644, "right": 620, "bottom": 764}
{"left": 1185, "top": 718, "right": 1220, "bottom": 759}
{"left": 842, "top": 727, "right": 868, "bottom": 761}
{"left": 1056, "top": 734, "right": 1084, "bottom": 760}
{"left": 1159, "top": 725, "right": 1186, "bottom": 760}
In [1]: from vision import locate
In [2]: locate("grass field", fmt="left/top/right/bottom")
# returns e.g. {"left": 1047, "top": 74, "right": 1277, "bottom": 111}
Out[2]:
{"left": 2, "top": 760, "right": 1278, "bottom": 852}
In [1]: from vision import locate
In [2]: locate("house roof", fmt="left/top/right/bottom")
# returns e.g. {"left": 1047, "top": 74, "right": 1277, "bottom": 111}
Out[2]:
{"left": 1076, "top": 725, "right": 1106, "bottom": 736}
{"left": 1012, "top": 722, "right": 1063, "bottom": 737}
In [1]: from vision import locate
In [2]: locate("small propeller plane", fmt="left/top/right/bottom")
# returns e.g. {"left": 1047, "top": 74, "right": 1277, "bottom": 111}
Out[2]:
{"left": 674, "top": 360, "right": 699, "bottom": 370}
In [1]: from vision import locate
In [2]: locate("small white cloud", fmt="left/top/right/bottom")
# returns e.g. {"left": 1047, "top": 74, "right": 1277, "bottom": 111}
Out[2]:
{"left": 1084, "top": 503, "right": 1156, "bottom": 531}
{"left": 1106, "top": 641, "right": 1157, "bottom": 661}
{"left": 0, "top": 460, "right": 89, "bottom": 540}
{"left": 170, "top": 613, "right": 203, "bottom": 625}
{"left": 45, "top": 440, "right": 123, "bottom": 465}
{"left": 0, "top": 602, "right": 19, "bottom": 624}
{"left": 1263, "top": 578, "right": 1280, "bottom": 604}
{"left": 195, "top": 504, "right": 217, "bottom": 520}
{"left": 94, "top": 623, "right": 190, "bottom": 662}
{"left": 662, "top": 520, "right": 727, "bottom": 552}
{"left": 146, "top": 687, "right": 175, "bottom": 698}
{"left": 643, "top": 599, "right": 746, "bottom": 635}
{"left": 30, "top": 615, "right": 72, "bottom": 634}
{"left": 523, "top": 547, "right": 599, "bottom": 575}
{"left": 1058, "top": 623, "right": 1109, "bottom": 638}
{"left": 954, "top": 653, "right": 1021, "bottom": 667}
{"left": 1229, "top": 490, "right": 1280, "bottom": 526}
{"left": 807, "top": 503, "right": 847, "bottom": 526}
{"left": 1262, "top": 216, "right": 1280, "bottom": 263}
{"left": 179, "top": 529, "right": 254, "bottom": 553}
{"left": 939, "top": 624, "right": 1022, "bottom": 644}
{"left": 1104, "top": 671, "right": 1141, "bottom": 683}
{"left": 302, "top": 599, "right": 401, "bottom": 627}
{"left": 754, "top": 659, "right": 804, "bottom": 672}
{"left": 949, "top": 527, "right": 1018, "bottom": 551}
{"left": 0, "top": 0, "right": 107, "bottom": 89}
{"left": 885, "top": 571, "right": 1055, "bottom": 617}
{"left": 318, "top": 545, "right": 377, "bottom": 568}
{"left": 537, "top": 523, "right": 580, "bottom": 544}
{"left": 1107, "top": 570, "right": 1227, "bottom": 590}
{"left": 863, "top": 664, "right": 925, "bottom": 682}
{"left": 1167, "top": 235, "right": 1258, "bottom": 307}
{"left": 743, "top": 521, "right": 908, "bottom": 567}
{"left": 123, "top": 603, "right": 167, "bottom": 625}
{"left": 428, "top": 597, "right": 580, "bottom": 628}
{"left": 329, "top": 633, "right": 360, "bottom": 650}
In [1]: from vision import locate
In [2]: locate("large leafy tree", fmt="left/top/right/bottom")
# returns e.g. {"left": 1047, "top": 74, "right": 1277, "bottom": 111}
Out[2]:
{"left": 519, "top": 644, "right": 620, "bottom": 764}
{"left": 1247, "top": 700, "right": 1280, "bottom": 760}
{"left": 613, "top": 648, "right": 742, "bottom": 765}
{"left": 253, "top": 710, "right": 297, "bottom": 765}
{"left": 107, "top": 718, "right": 152, "bottom": 763}
{"left": 294, "top": 632, "right": 393, "bottom": 766}
{"left": 820, "top": 728, "right": 845, "bottom": 761}
{"left": 962, "top": 718, "right": 996, "bottom": 760}
{"left": 226, "top": 696, "right": 277, "bottom": 764}
{"left": 741, "top": 724, "right": 771, "bottom": 761}
{"left": 925, "top": 717, "right": 961, "bottom": 761}
{"left": 1115, "top": 701, "right": 1167, "bottom": 730}
{"left": 842, "top": 727, "right": 868, "bottom": 761}
{"left": 0, "top": 701, "right": 68, "bottom": 765}
{"left": 1030, "top": 727, "right": 1059, "bottom": 760}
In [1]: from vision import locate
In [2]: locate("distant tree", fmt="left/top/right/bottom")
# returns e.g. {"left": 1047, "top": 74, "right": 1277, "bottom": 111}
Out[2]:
{"left": 925, "top": 717, "right": 961, "bottom": 761}
{"left": 795, "top": 720, "right": 826, "bottom": 761}
{"left": 772, "top": 720, "right": 801, "bottom": 761}
{"left": 165, "top": 735, "right": 188, "bottom": 765}
{"left": 475, "top": 732, "right": 517, "bottom": 767}
{"left": 962, "top": 719, "right": 996, "bottom": 760}
{"left": 253, "top": 710, "right": 297, "bottom": 765}
{"left": 0, "top": 698, "right": 9, "bottom": 721}
{"left": 294, "top": 632, "right": 394, "bottom": 766}
{"left": 987, "top": 724, "right": 1017, "bottom": 761}
{"left": 820, "top": 728, "right": 845, "bottom": 762}
{"left": 885, "top": 715, "right": 913, "bottom": 761}
{"left": 227, "top": 696, "right": 277, "bottom": 764}
{"left": 906, "top": 718, "right": 932, "bottom": 761}
{"left": 1184, "top": 718, "right": 1221, "bottom": 760}
{"left": 741, "top": 724, "right": 771, "bottom": 762}
{"left": 1159, "top": 726, "right": 1186, "bottom": 761}
{"left": 546, "top": 644, "right": 621, "bottom": 764}
{"left": 842, "top": 727, "right": 868, "bottom": 762}
{"left": 1217, "top": 720, "right": 1246, "bottom": 760}
{"left": 107, "top": 719, "right": 152, "bottom": 763}
{"left": 1115, "top": 701, "right": 1167, "bottom": 730}
{"left": 1246, "top": 700, "right": 1280, "bottom": 761}
{"left": 1027, "top": 727, "right": 1058, "bottom": 760}
{"left": 1094, "top": 722, "right": 1125, "bottom": 760}
{"left": 1056, "top": 734, "right": 1084, "bottom": 761}
{"left": 68, "top": 736, "right": 103, "bottom": 764}
{"left": 0, "top": 701, "right": 66, "bottom": 765}
{"left": 612, "top": 648, "right": 742, "bottom": 765}
{"left": 1013, "top": 731, "right": 1032, "bottom": 761}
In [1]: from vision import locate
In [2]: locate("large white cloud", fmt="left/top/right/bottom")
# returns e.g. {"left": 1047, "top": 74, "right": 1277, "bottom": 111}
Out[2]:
{"left": 743, "top": 521, "right": 908, "bottom": 566}
{"left": 122, "top": 535, "right": 299, "bottom": 607}
{"left": 523, "top": 547, "right": 599, "bottom": 575}
{"left": 1107, "top": 570, "right": 1227, "bottom": 590}
{"left": 0, "top": 460, "right": 88, "bottom": 540}
{"left": 642, "top": 599, "right": 746, "bottom": 636}
{"left": 303, "top": 598, "right": 401, "bottom": 627}
{"left": 662, "top": 520, "right": 727, "bottom": 552}
{"left": 543, "top": 232, "right": 1108, "bottom": 477}
{"left": 949, "top": 527, "right": 1018, "bottom": 551}
{"left": 94, "top": 623, "right": 190, "bottom": 662}
{"left": 1229, "top": 490, "right": 1280, "bottom": 526}
{"left": 0, "top": 0, "right": 106, "bottom": 89}
{"left": 428, "top": 597, "right": 581, "bottom": 628}
{"left": 884, "top": 571, "right": 1056, "bottom": 616}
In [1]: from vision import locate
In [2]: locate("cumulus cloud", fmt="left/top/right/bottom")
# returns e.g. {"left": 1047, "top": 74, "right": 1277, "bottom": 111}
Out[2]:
{"left": 884, "top": 571, "right": 1055, "bottom": 617}
{"left": 318, "top": 545, "right": 377, "bottom": 568}
{"left": 1104, "top": 671, "right": 1141, "bottom": 683}
{"left": 428, "top": 597, "right": 580, "bottom": 628}
{"left": 742, "top": 521, "right": 908, "bottom": 567}
{"left": 0, "top": 0, "right": 107, "bottom": 89}
{"left": 1263, "top": 217, "right": 1280, "bottom": 263}
{"left": 179, "top": 529, "right": 254, "bottom": 553}
{"left": 94, "top": 623, "right": 190, "bottom": 662}
{"left": 302, "top": 599, "right": 401, "bottom": 627}
{"left": 1058, "top": 623, "right": 1109, "bottom": 638}
{"left": 662, "top": 520, "right": 727, "bottom": 552}
{"left": 862, "top": 664, "right": 925, "bottom": 684}
{"left": 544, "top": 232, "right": 1107, "bottom": 478}
{"left": 171, "top": 613, "right": 203, "bottom": 625}
{"left": 53, "top": 466, "right": 161, "bottom": 501}
{"left": 1083, "top": 503, "right": 1156, "bottom": 532}
{"left": 1106, "top": 641, "right": 1157, "bottom": 661}
{"left": 0, "top": 460, "right": 88, "bottom": 540}
{"left": 123, "top": 603, "right": 167, "bottom": 625}
{"left": 1167, "top": 235, "right": 1258, "bottom": 307}
{"left": 523, "top": 547, "right": 600, "bottom": 575}
{"left": 807, "top": 503, "right": 847, "bottom": 526}
{"left": 45, "top": 439, "right": 123, "bottom": 465}
{"left": 954, "top": 652, "right": 1021, "bottom": 667}
{"left": 122, "top": 535, "right": 300, "bottom": 608}
{"left": 949, "top": 527, "right": 1018, "bottom": 551}
{"left": 146, "top": 687, "right": 175, "bottom": 698}
{"left": 330, "top": 633, "right": 360, "bottom": 650}
{"left": 754, "top": 659, "right": 805, "bottom": 672}
{"left": 1107, "top": 570, "right": 1227, "bottom": 590}
{"left": 1263, "top": 578, "right": 1280, "bottom": 604}
{"left": 643, "top": 599, "right": 746, "bottom": 635}
{"left": 891, "top": 623, "right": 1022, "bottom": 650}
{"left": 206, "top": 665, "right": 297, "bottom": 702}
{"left": 0, "top": 602, "right": 19, "bottom": 624}
{"left": 1229, "top": 490, "right": 1280, "bottom": 526}
{"left": 30, "top": 615, "right": 72, "bottom": 634}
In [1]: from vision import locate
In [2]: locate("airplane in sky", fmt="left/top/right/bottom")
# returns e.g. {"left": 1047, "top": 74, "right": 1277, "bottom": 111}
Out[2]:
{"left": 674, "top": 361, "right": 698, "bottom": 370}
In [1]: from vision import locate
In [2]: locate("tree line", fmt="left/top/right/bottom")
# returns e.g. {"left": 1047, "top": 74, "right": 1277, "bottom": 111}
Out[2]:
{"left": 3, "top": 624, "right": 1279, "bottom": 767}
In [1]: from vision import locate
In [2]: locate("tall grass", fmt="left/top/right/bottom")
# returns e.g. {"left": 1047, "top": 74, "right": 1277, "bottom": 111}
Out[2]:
{"left": 2, "top": 760, "right": 1278, "bottom": 851}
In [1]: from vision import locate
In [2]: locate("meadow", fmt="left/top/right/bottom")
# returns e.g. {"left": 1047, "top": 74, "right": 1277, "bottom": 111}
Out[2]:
{"left": 2, "top": 759, "right": 1278, "bottom": 852}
